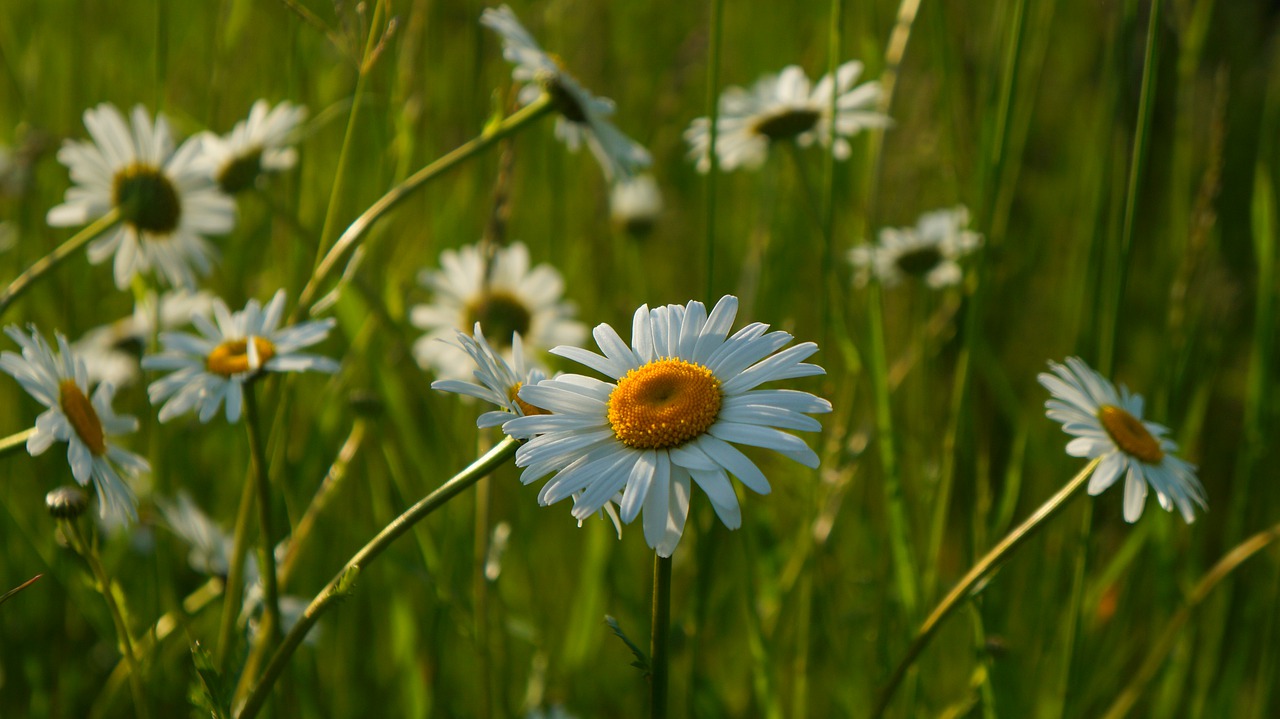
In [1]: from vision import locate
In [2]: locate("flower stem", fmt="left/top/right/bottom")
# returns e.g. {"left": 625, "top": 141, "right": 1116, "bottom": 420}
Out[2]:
{"left": 702, "top": 0, "right": 724, "bottom": 297}
{"left": 0, "top": 428, "right": 35, "bottom": 458}
{"left": 650, "top": 553, "right": 672, "bottom": 719}
{"left": 279, "top": 419, "right": 366, "bottom": 587}
{"left": 295, "top": 96, "right": 555, "bottom": 318}
{"left": 0, "top": 208, "right": 120, "bottom": 318}
{"left": 215, "top": 456, "right": 258, "bottom": 673}
{"left": 872, "top": 458, "right": 1100, "bottom": 718}
{"left": 236, "top": 436, "right": 520, "bottom": 719}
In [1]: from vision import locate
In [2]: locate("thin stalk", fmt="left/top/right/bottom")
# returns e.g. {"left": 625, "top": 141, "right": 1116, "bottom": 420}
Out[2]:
{"left": 650, "top": 554, "right": 673, "bottom": 719}
{"left": 279, "top": 419, "right": 367, "bottom": 587}
{"left": 872, "top": 458, "right": 1100, "bottom": 718}
{"left": 237, "top": 437, "right": 520, "bottom": 719}
{"left": 215, "top": 462, "right": 258, "bottom": 672}
{"left": 295, "top": 96, "right": 554, "bottom": 317}
{"left": 0, "top": 428, "right": 35, "bottom": 458}
{"left": 0, "top": 573, "right": 41, "bottom": 606}
{"left": 473, "top": 434, "right": 493, "bottom": 719}
{"left": 703, "top": 0, "right": 725, "bottom": 296}
{"left": 1100, "top": 523, "right": 1280, "bottom": 719}
{"left": 0, "top": 208, "right": 120, "bottom": 318}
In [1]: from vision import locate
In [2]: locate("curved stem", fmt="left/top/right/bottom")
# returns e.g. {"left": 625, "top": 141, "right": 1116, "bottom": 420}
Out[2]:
{"left": 0, "top": 208, "right": 120, "bottom": 318}
{"left": 295, "top": 96, "right": 554, "bottom": 317}
{"left": 0, "top": 428, "right": 35, "bottom": 458}
{"left": 236, "top": 436, "right": 520, "bottom": 719}
{"left": 650, "top": 553, "right": 673, "bottom": 719}
{"left": 872, "top": 458, "right": 1099, "bottom": 718}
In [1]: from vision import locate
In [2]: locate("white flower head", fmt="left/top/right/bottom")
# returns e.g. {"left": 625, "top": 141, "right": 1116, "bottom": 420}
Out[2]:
{"left": 0, "top": 326, "right": 149, "bottom": 523}
{"left": 849, "top": 205, "right": 982, "bottom": 289}
{"left": 504, "top": 295, "right": 832, "bottom": 557}
{"left": 1039, "top": 357, "right": 1207, "bottom": 523}
{"left": 199, "top": 99, "right": 307, "bottom": 194}
{"left": 142, "top": 290, "right": 340, "bottom": 423}
{"left": 481, "top": 5, "right": 651, "bottom": 181}
{"left": 685, "top": 61, "right": 889, "bottom": 173}
{"left": 47, "top": 103, "right": 236, "bottom": 289}
{"left": 610, "top": 174, "right": 663, "bottom": 237}
{"left": 74, "top": 289, "right": 217, "bottom": 389}
{"left": 411, "top": 241, "right": 586, "bottom": 382}
{"left": 431, "top": 323, "right": 549, "bottom": 429}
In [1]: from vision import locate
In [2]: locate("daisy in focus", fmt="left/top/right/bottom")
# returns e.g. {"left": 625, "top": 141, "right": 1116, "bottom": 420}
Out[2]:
{"left": 199, "top": 99, "right": 307, "bottom": 195}
{"left": 610, "top": 174, "right": 663, "bottom": 238}
{"left": 1039, "top": 357, "right": 1206, "bottom": 523}
{"left": 686, "top": 61, "right": 889, "bottom": 173}
{"left": 504, "top": 295, "right": 832, "bottom": 557}
{"left": 481, "top": 5, "right": 651, "bottom": 181}
{"left": 142, "top": 290, "right": 340, "bottom": 423}
{"left": 411, "top": 241, "right": 585, "bottom": 381}
{"left": 47, "top": 103, "right": 235, "bottom": 289}
{"left": 849, "top": 205, "right": 982, "bottom": 289}
{"left": 0, "top": 326, "right": 149, "bottom": 523}
{"left": 74, "top": 289, "right": 217, "bottom": 388}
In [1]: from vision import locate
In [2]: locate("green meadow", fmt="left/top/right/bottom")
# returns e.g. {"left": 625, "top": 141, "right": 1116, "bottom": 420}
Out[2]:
{"left": 1, "top": 0, "right": 1278, "bottom": 717}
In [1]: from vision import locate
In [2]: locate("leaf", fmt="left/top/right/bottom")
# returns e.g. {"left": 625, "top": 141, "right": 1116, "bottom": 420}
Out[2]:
{"left": 189, "top": 641, "right": 233, "bottom": 719}
{"left": 604, "top": 614, "right": 650, "bottom": 675}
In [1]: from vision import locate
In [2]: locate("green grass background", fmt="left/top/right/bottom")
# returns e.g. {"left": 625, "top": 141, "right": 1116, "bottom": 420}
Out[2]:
{"left": 1, "top": 0, "right": 1278, "bottom": 717}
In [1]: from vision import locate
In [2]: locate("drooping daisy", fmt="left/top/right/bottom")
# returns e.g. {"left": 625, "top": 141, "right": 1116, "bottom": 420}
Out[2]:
{"left": 849, "top": 205, "right": 982, "bottom": 289}
{"left": 481, "top": 5, "right": 651, "bottom": 182}
{"left": 0, "top": 326, "right": 149, "bottom": 523}
{"left": 503, "top": 295, "right": 832, "bottom": 557}
{"left": 1039, "top": 357, "right": 1206, "bottom": 523}
{"left": 74, "top": 289, "right": 217, "bottom": 388}
{"left": 47, "top": 104, "right": 236, "bottom": 289}
{"left": 198, "top": 99, "right": 307, "bottom": 194}
{"left": 685, "top": 61, "right": 889, "bottom": 173}
{"left": 411, "top": 241, "right": 585, "bottom": 382}
{"left": 610, "top": 174, "right": 663, "bottom": 237}
{"left": 141, "top": 290, "right": 340, "bottom": 423}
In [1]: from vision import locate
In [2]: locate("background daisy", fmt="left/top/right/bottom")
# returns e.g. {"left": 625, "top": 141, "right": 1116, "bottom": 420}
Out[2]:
{"left": 199, "top": 99, "right": 306, "bottom": 194}
{"left": 849, "top": 205, "right": 982, "bottom": 288}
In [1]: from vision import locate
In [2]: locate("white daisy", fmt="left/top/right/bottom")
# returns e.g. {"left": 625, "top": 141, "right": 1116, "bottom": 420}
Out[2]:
{"left": 47, "top": 103, "right": 236, "bottom": 289}
{"left": 481, "top": 5, "right": 651, "bottom": 181}
{"left": 411, "top": 241, "right": 585, "bottom": 382}
{"left": 141, "top": 290, "right": 340, "bottom": 423}
{"left": 610, "top": 174, "right": 663, "bottom": 237}
{"left": 1039, "top": 357, "right": 1206, "bottom": 523}
{"left": 0, "top": 326, "right": 149, "bottom": 523}
{"left": 849, "top": 205, "right": 982, "bottom": 289}
{"left": 504, "top": 295, "right": 832, "bottom": 557}
{"left": 199, "top": 99, "right": 306, "bottom": 194}
{"left": 685, "top": 61, "right": 889, "bottom": 173}
{"left": 74, "top": 289, "right": 217, "bottom": 389}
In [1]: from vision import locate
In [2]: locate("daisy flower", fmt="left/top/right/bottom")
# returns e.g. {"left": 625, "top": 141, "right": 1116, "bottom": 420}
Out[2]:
{"left": 849, "top": 205, "right": 982, "bottom": 289}
{"left": 199, "top": 99, "right": 307, "bottom": 194}
{"left": 481, "top": 5, "right": 651, "bottom": 181}
{"left": 47, "top": 103, "right": 236, "bottom": 289}
{"left": 685, "top": 61, "right": 889, "bottom": 173}
{"left": 74, "top": 289, "right": 217, "bottom": 388}
{"left": 141, "top": 290, "right": 340, "bottom": 423}
{"left": 504, "top": 295, "right": 832, "bottom": 557}
{"left": 610, "top": 174, "right": 663, "bottom": 237}
{"left": 1039, "top": 357, "right": 1206, "bottom": 523}
{"left": 411, "top": 241, "right": 585, "bottom": 382}
{"left": 0, "top": 326, "right": 149, "bottom": 523}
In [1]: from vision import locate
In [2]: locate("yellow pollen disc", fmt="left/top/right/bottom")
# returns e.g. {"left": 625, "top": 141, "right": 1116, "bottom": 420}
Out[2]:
{"left": 206, "top": 337, "right": 277, "bottom": 377}
{"left": 607, "top": 358, "right": 722, "bottom": 450}
{"left": 508, "top": 382, "right": 549, "bottom": 417}
{"left": 59, "top": 380, "right": 107, "bottom": 456}
{"left": 1098, "top": 404, "right": 1164, "bottom": 464}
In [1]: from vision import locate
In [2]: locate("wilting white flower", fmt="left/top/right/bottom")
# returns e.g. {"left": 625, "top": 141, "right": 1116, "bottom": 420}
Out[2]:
{"left": 610, "top": 174, "right": 663, "bottom": 237}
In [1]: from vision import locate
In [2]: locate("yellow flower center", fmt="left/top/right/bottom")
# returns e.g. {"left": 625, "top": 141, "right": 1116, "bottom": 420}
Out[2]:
{"left": 216, "top": 148, "right": 263, "bottom": 194}
{"left": 1098, "top": 404, "right": 1164, "bottom": 464}
{"left": 607, "top": 358, "right": 722, "bottom": 450}
{"left": 464, "top": 291, "right": 532, "bottom": 350}
{"left": 750, "top": 108, "right": 821, "bottom": 141}
{"left": 508, "top": 381, "right": 549, "bottom": 417}
{"left": 58, "top": 380, "right": 106, "bottom": 456}
{"left": 206, "top": 337, "right": 277, "bottom": 377}
{"left": 112, "top": 163, "right": 182, "bottom": 234}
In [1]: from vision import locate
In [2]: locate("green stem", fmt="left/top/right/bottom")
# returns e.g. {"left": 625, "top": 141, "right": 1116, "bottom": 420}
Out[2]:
{"left": 237, "top": 436, "right": 520, "bottom": 719}
{"left": 279, "top": 420, "right": 366, "bottom": 587}
{"left": 0, "top": 428, "right": 35, "bottom": 458}
{"left": 650, "top": 553, "right": 672, "bottom": 719}
{"left": 295, "top": 96, "right": 555, "bottom": 317}
{"left": 872, "top": 458, "right": 1099, "bottom": 718}
{"left": 703, "top": 0, "right": 724, "bottom": 297}
{"left": 0, "top": 208, "right": 120, "bottom": 318}
{"left": 215, "top": 458, "right": 258, "bottom": 672}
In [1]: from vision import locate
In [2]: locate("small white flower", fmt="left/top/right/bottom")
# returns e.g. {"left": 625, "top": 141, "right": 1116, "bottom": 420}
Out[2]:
{"left": 1039, "top": 357, "right": 1206, "bottom": 523}
{"left": 411, "top": 241, "right": 585, "bottom": 382}
{"left": 849, "top": 205, "right": 982, "bottom": 289}
{"left": 0, "top": 326, "right": 149, "bottom": 523}
{"left": 431, "top": 323, "right": 549, "bottom": 429}
{"left": 481, "top": 5, "right": 651, "bottom": 181}
{"left": 199, "top": 99, "right": 306, "bottom": 194}
{"left": 142, "top": 290, "right": 340, "bottom": 423}
{"left": 47, "top": 103, "right": 236, "bottom": 289}
{"left": 505, "top": 295, "right": 832, "bottom": 557}
{"left": 74, "top": 290, "right": 217, "bottom": 389}
{"left": 610, "top": 174, "right": 663, "bottom": 236}
{"left": 685, "top": 61, "right": 889, "bottom": 173}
